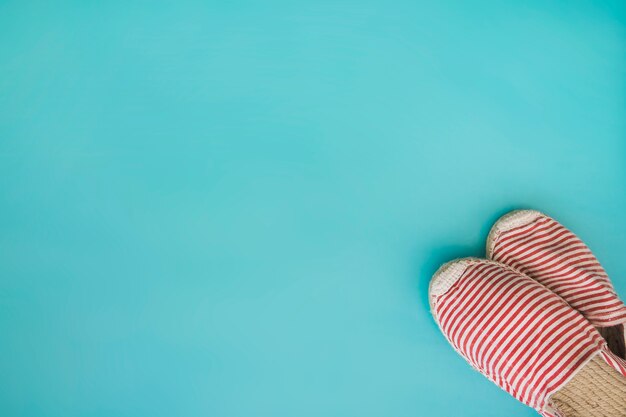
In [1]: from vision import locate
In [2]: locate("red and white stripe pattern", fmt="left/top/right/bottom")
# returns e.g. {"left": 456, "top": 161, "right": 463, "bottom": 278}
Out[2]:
{"left": 429, "top": 258, "right": 626, "bottom": 417}
{"left": 487, "top": 210, "right": 626, "bottom": 327}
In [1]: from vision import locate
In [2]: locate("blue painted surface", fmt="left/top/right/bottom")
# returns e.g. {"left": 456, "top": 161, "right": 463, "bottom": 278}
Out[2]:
{"left": 1, "top": 1, "right": 626, "bottom": 416}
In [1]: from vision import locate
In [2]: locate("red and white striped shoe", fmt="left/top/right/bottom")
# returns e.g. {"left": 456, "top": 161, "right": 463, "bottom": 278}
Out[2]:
{"left": 429, "top": 258, "right": 626, "bottom": 417}
{"left": 487, "top": 210, "right": 626, "bottom": 358}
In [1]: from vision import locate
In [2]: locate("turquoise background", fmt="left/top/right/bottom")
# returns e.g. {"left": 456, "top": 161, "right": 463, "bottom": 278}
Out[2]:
{"left": 1, "top": 1, "right": 626, "bottom": 416}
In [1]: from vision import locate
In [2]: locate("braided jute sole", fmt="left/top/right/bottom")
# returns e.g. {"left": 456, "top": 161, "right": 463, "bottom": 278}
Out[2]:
{"left": 550, "top": 355, "right": 626, "bottom": 417}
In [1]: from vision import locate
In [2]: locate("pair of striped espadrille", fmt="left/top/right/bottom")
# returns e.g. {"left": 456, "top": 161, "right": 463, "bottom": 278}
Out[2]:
{"left": 429, "top": 210, "right": 626, "bottom": 417}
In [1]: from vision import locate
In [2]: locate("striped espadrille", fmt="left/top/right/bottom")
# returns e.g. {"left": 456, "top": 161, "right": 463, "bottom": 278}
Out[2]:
{"left": 487, "top": 210, "right": 626, "bottom": 358}
{"left": 429, "top": 258, "right": 626, "bottom": 417}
